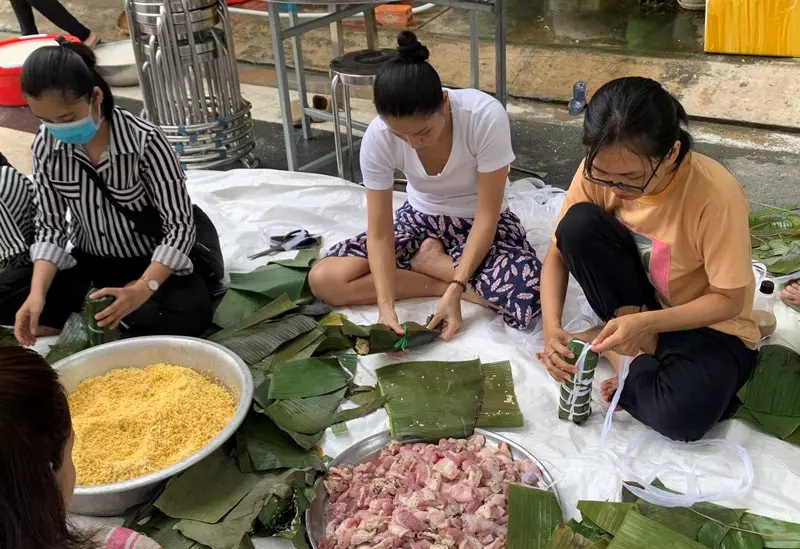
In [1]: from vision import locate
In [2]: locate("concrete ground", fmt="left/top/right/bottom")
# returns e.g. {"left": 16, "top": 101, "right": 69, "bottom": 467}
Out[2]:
{"left": 0, "top": 0, "right": 799, "bottom": 129}
{"left": 1, "top": 82, "right": 797, "bottom": 208}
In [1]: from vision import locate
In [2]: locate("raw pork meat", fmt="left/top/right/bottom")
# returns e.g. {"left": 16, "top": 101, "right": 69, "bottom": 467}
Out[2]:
{"left": 318, "top": 434, "right": 542, "bottom": 548}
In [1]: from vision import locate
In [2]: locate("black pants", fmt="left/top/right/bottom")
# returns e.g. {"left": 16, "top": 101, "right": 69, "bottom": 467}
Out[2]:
{"left": 0, "top": 251, "right": 212, "bottom": 338}
{"left": 9, "top": 0, "right": 91, "bottom": 41}
{"left": 555, "top": 202, "right": 757, "bottom": 442}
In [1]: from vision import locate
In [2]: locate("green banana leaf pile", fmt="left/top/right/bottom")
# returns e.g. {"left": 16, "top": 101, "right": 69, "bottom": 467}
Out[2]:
{"left": 376, "top": 358, "right": 524, "bottom": 440}
{"left": 124, "top": 451, "right": 320, "bottom": 549}
{"left": 507, "top": 482, "right": 800, "bottom": 549}
{"left": 728, "top": 345, "right": 800, "bottom": 446}
{"left": 749, "top": 205, "right": 800, "bottom": 276}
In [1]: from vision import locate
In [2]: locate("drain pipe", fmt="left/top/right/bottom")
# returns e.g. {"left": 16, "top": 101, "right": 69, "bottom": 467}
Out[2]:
{"left": 228, "top": 3, "right": 435, "bottom": 21}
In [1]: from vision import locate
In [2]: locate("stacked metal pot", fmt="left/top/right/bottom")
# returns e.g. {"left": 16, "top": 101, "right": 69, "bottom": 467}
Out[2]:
{"left": 125, "top": 0, "right": 257, "bottom": 169}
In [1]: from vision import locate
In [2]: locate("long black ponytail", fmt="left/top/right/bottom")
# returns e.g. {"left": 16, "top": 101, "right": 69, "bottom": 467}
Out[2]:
{"left": 21, "top": 36, "right": 115, "bottom": 122}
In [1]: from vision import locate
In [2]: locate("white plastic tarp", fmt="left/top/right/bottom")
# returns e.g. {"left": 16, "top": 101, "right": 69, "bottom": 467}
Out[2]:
{"left": 73, "top": 169, "right": 800, "bottom": 547}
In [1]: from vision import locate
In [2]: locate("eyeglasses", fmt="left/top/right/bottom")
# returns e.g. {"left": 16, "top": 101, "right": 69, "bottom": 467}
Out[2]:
{"left": 583, "top": 155, "right": 666, "bottom": 194}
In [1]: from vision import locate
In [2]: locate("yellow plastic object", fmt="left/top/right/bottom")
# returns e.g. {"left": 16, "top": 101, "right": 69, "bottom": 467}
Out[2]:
{"left": 705, "top": 0, "right": 800, "bottom": 57}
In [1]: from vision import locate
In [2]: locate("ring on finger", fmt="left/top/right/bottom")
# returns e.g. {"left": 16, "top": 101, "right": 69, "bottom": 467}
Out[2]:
{"left": 547, "top": 350, "right": 557, "bottom": 359}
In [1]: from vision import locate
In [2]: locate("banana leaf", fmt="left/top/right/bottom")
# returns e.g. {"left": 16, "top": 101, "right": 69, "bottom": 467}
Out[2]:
{"left": 268, "top": 358, "right": 349, "bottom": 400}
{"left": 252, "top": 328, "right": 326, "bottom": 375}
{"left": 252, "top": 375, "right": 273, "bottom": 410}
{"left": 341, "top": 319, "right": 440, "bottom": 355}
{"left": 236, "top": 412, "right": 325, "bottom": 472}
{"left": 748, "top": 410, "right": 800, "bottom": 439}
{"left": 130, "top": 513, "right": 207, "bottom": 549}
{"left": 507, "top": 484, "right": 563, "bottom": 549}
{"left": 295, "top": 300, "right": 332, "bottom": 318}
{"left": 0, "top": 326, "right": 18, "bottom": 347}
{"left": 175, "top": 469, "right": 315, "bottom": 549}
{"left": 377, "top": 359, "right": 484, "bottom": 440}
{"left": 209, "top": 294, "right": 297, "bottom": 343}
{"left": 333, "top": 393, "right": 388, "bottom": 423}
{"left": 477, "top": 361, "right": 524, "bottom": 428}
{"left": 264, "top": 387, "right": 347, "bottom": 435}
{"left": 273, "top": 248, "right": 320, "bottom": 269}
{"left": 314, "top": 325, "right": 353, "bottom": 354}
{"left": 635, "top": 501, "right": 706, "bottom": 540}
{"left": 45, "top": 312, "right": 90, "bottom": 364}
{"left": 155, "top": 450, "right": 262, "bottom": 523}
{"left": 608, "top": 511, "right": 706, "bottom": 549}
{"left": 212, "top": 289, "right": 272, "bottom": 329}
{"left": 740, "top": 512, "right": 800, "bottom": 548}
{"left": 546, "top": 524, "right": 579, "bottom": 548}
{"left": 216, "top": 315, "right": 319, "bottom": 366}
{"left": 578, "top": 502, "right": 635, "bottom": 537}
{"left": 567, "top": 518, "right": 607, "bottom": 542}
{"left": 740, "top": 346, "right": 800, "bottom": 418}
{"left": 229, "top": 264, "right": 309, "bottom": 301}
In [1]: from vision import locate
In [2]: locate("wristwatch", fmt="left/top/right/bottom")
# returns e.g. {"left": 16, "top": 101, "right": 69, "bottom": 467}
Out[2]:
{"left": 141, "top": 276, "right": 160, "bottom": 292}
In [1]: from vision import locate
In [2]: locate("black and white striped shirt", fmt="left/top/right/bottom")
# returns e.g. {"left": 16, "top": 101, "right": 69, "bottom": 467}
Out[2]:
{"left": 0, "top": 166, "right": 34, "bottom": 265}
{"left": 30, "top": 107, "right": 195, "bottom": 274}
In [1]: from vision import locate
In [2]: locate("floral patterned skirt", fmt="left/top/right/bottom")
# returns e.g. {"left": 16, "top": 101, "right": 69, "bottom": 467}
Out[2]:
{"left": 324, "top": 202, "right": 542, "bottom": 329}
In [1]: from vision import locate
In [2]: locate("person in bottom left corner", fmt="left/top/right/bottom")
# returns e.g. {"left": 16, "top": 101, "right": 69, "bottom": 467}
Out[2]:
{"left": 0, "top": 346, "right": 162, "bottom": 549}
{"left": 11, "top": 37, "right": 222, "bottom": 346}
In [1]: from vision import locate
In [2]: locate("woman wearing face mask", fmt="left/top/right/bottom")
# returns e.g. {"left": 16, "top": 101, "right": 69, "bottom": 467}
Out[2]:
{"left": 0, "top": 346, "right": 161, "bottom": 548}
{"left": 309, "top": 31, "right": 542, "bottom": 339}
{"left": 13, "top": 38, "right": 217, "bottom": 345}
{"left": 540, "top": 77, "right": 758, "bottom": 442}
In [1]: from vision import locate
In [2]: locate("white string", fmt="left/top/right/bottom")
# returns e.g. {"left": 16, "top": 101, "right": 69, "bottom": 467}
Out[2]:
{"left": 599, "top": 357, "right": 754, "bottom": 507}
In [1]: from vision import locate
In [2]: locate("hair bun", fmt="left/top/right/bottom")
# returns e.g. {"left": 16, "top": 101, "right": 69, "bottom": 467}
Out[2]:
{"left": 395, "top": 31, "right": 429, "bottom": 64}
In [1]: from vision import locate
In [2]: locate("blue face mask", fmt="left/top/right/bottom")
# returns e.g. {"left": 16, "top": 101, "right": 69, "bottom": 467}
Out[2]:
{"left": 44, "top": 101, "right": 102, "bottom": 145}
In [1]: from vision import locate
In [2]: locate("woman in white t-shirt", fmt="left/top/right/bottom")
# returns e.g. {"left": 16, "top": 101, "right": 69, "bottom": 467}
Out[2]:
{"left": 309, "top": 32, "right": 542, "bottom": 339}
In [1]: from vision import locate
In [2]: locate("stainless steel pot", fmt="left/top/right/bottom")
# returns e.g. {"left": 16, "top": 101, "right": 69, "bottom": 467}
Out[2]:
{"left": 54, "top": 336, "right": 253, "bottom": 517}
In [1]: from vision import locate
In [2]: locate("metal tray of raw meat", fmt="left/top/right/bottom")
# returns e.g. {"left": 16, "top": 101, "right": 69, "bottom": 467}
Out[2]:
{"left": 305, "top": 428, "right": 560, "bottom": 547}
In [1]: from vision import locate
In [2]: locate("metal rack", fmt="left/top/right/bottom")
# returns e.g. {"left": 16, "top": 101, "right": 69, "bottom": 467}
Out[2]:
{"left": 231, "top": 0, "right": 506, "bottom": 173}
{"left": 125, "top": 0, "right": 258, "bottom": 169}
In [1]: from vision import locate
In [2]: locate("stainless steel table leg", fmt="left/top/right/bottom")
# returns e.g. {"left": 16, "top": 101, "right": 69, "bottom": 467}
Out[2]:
{"left": 469, "top": 10, "right": 479, "bottom": 89}
{"left": 343, "top": 83, "right": 355, "bottom": 181}
{"left": 288, "top": 9, "right": 310, "bottom": 140}
{"left": 269, "top": 1, "right": 299, "bottom": 170}
{"left": 331, "top": 74, "right": 345, "bottom": 179}
{"left": 494, "top": 0, "right": 507, "bottom": 107}
{"left": 364, "top": 6, "right": 378, "bottom": 50}
{"left": 329, "top": 2, "right": 344, "bottom": 57}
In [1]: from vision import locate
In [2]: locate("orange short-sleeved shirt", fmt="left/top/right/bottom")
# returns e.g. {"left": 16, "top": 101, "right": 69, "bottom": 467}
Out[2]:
{"left": 556, "top": 152, "right": 759, "bottom": 348}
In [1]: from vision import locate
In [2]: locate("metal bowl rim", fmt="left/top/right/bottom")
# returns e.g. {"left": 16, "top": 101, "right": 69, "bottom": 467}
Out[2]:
{"left": 305, "top": 428, "right": 560, "bottom": 547}
{"left": 54, "top": 335, "right": 253, "bottom": 496}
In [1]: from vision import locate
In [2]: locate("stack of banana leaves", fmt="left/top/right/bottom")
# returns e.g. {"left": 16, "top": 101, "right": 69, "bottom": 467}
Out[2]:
{"left": 506, "top": 482, "right": 800, "bottom": 548}
{"left": 727, "top": 345, "right": 800, "bottom": 446}
{"left": 377, "top": 358, "right": 525, "bottom": 439}
{"left": 749, "top": 205, "right": 800, "bottom": 277}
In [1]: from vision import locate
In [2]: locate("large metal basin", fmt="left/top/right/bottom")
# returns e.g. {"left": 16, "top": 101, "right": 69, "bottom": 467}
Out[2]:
{"left": 94, "top": 40, "right": 139, "bottom": 87}
{"left": 306, "top": 429, "right": 560, "bottom": 548}
{"left": 54, "top": 336, "right": 253, "bottom": 517}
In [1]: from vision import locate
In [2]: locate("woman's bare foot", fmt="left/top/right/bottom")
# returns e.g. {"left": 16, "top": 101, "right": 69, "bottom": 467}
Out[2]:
{"left": 410, "top": 238, "right": 508, "bottom": 313}
{"left": 601, "top": 377, "right": 622, "bottom": 410}
{"left": 83, "top": 31, "right": 100, "bottom": 48}
{"left": 782, "top": 281, "right": 800, "bottom": 312}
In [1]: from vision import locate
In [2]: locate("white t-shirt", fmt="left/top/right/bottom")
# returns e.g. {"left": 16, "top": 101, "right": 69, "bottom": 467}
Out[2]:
{"left": 359, "top": 88, "right": 515, "bottom": 219}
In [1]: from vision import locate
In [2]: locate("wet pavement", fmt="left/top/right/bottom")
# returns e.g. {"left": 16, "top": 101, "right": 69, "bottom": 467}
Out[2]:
{"left": 1, "top": 89, "right": 797, "bottom": 207}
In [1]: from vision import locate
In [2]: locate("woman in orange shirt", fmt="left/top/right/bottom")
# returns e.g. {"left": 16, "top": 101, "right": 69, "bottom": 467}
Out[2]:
{"left": 540, "top": 77, "right": 758, "bottom": 442}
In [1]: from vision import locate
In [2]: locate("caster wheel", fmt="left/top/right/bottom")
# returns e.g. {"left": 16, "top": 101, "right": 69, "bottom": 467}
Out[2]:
{"left": 241, "top": 154, "right": 260, "bottom": 169}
